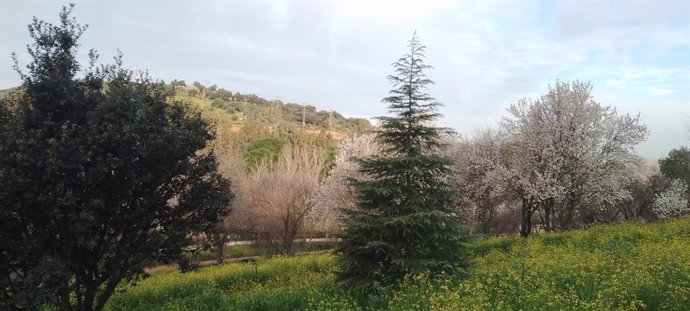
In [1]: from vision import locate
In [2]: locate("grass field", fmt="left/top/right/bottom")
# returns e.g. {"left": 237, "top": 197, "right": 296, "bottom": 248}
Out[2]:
{"left": 106, "top": 218, "right": 690, "bottom": 311}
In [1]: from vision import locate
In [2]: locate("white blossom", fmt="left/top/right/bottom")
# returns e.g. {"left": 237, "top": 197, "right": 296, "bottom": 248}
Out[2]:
{"left": 653, "top": 179, "right": 689, "bottom": 219}
{"left": 309, "top": 135, "right": 380, "bottom": 231}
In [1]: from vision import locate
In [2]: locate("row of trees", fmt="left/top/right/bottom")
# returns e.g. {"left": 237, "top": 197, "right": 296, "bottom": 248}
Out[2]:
{"left": 314, "top": 82, "right": 688, "bottom": 238}
{"left": 450, "top": 131, "right": 688, "bottom": 236}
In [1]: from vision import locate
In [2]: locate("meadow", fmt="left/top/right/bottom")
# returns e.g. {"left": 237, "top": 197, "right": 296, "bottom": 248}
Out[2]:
{"left": 106, "top": 218, "right": 690, "bottom": 311}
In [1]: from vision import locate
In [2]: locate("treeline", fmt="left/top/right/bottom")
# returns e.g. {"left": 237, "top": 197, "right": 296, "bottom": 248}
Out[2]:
{"left": 311, "top": 81, "right": 689, "bottom": 239}
{"left": 168, "top": 79, "right": 372, "bottom": 134}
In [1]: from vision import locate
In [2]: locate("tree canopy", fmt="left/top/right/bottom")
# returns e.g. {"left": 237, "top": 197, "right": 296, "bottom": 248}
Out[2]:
{"left": 659, "top": 146, "right": 690, "bottom": 186}
{"left": 501, "top": 81, "right": 647, "bottom": 236}
{"left": 0, "top": 6, "right": 233, "bottom": 311}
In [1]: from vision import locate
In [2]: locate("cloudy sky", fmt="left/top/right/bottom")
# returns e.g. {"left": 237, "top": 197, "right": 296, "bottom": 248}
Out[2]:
{"left": 1, "top": 0, "right": 688, "bottom": 158}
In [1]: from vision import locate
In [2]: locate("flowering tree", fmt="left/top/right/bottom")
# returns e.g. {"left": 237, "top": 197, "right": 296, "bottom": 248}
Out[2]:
{"left": 446, "top": 129, "right": 510, "bottom": 235}
{"left": 502, "top": 81, "right": 647, "bottom": 236}
{"left": 502, "top": 97, "right": 567, "bottom": 236}
{"left": 309, "top": 135, "right": 379, "bottom": 232}
{"left": 653, "top": 179, "right": 690, "bottom": 220}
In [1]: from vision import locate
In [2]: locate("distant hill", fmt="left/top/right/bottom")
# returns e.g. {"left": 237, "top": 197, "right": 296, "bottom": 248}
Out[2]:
{"left": 0, "top": 87, "right": 17, "bottom": 99}
{"left": 168, "top": 80, "right": 372, "bottom": 136}
{"left": 0, "top": 82, "right": 373, "bottom": 138}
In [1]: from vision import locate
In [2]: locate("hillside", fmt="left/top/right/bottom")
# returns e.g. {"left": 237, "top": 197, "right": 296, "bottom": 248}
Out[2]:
{"left": 0, "top": 87, "right": 17, "bottom": 99}
{"left": 167, "top": 80, "right": 372, "bottom": 137}
{"left": 106, "top": 217, "right": 690, "bottom": 311}
{"left": 0, "top": 82, "right": 373, "bottom": 138}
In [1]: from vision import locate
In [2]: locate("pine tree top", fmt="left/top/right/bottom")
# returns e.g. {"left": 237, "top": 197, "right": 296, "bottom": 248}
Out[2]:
{"left": 377, "top": 32, "right": 451, "bottom": 157}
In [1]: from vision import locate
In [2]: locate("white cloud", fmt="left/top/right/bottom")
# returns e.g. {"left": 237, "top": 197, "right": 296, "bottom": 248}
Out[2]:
{"left": 329, "top": 0, "right": 458, "bottom": 24}
{"left": 644, "top": 87, "right": 675, "bottom": 96}
{"left": 1, "top": 0, "right": 687, "bottom": 157}
{"left": 603, "top": 66, "right": 689, "bottom": 96}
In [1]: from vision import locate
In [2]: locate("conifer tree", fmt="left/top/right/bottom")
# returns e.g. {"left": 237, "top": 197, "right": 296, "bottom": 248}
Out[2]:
{"left": 337, "top": 33, "right": 466, "bottom": 290}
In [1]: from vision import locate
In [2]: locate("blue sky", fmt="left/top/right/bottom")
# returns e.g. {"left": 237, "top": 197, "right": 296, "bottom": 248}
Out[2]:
{"left": 1, "top": 0, "right": 688, "bottom": 158}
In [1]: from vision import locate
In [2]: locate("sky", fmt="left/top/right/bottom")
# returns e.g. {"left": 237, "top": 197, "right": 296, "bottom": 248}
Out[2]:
{"left": 1, "top": 0, "right": 688, "bottom": 158}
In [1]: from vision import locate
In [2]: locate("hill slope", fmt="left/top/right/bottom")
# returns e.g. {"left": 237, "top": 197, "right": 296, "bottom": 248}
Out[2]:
{"left": 106, "top": 217, "right": 690, "bottom": 311}
{"left": 168, "top": 81, "right": 372, "bottom": 136}
{"left": 0, "top": 82, "right": 373, "bottom": 137}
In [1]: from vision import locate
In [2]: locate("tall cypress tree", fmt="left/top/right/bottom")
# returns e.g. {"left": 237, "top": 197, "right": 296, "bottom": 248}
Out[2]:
{"left": 337, "top": 33, "right": 466, "bottom": 290}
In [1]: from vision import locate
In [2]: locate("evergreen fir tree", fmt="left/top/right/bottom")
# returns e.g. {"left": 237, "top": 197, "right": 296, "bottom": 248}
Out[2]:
{"left": 337, "top": 33, "right": 466, "bottom": 291}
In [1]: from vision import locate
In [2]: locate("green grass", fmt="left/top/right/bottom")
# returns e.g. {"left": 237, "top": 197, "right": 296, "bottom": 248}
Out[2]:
{"left": 106, "top": 218, "right": 690, "bottom": 311}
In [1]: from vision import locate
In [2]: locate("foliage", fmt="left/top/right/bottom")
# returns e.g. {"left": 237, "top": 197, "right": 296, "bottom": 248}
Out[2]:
{"left": 659, "top": 146, "right": 690, "bottom": 190}
{"left": 214, "top": 121, "right": 337, "bottom": 256}
{"left": 388, "top": 217, "right": 690, "bottom": 311}
{"left": 181, "top": 241, "right": 338, "bottom": 263}
{"left": 501, "top": 81, "right": 648, "bottom": 236}
{"left": 229, "top": 145, "right": 329, "bottom": 255}
{"left": 445, "top": 129, "right": 511, "bottom": 235}
{"left": 0, "top": 87, "right": 17, "bottom": 100}
{"left": 0, "top": 6, "right": 232, "bottom": 311}
{"left": 337, "top": 33, "right": 466, "bottom": 291}
{"left": 173, "top": 81, "right": 373, "bottom": 134}
{"left": 105, "top": 253, "right": 343, "bottom": 311}
{"left": 653, "top": 178, "right": 689, "bottom": 219}
{"left": 106, "top": 217, "right": 690, "bottom": 311}
{"left": 310, "top": 135, "right": 380, "bottom": 233}
{"left": 244, "top": 137, "right": 287, "bottom": 171}
{"left": 618, "top": 172, "right": 666, "bottom": 221}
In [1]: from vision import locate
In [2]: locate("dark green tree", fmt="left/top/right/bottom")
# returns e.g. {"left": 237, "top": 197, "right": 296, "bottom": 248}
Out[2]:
{"left": 0, "top": 6, "right": 232, "bottom": 311}
{"left": 337, "top": 33, "right": 466, "bottom": 291}
{"left": 659, "top": 147, "right": 690, "bottom": 187}
{"left": 170, "top": 79, "right": 187, "bottom": 88}
{"left": 192, "top": 81, "right": 206, "bottom": 97}
{"left": 244, "top": 137, "right": 286, "bottom": 171}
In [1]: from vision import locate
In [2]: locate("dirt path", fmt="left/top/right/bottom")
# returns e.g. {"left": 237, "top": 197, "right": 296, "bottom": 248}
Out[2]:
{"left": 143, "top": 249, "right": 333, "bottom": 273}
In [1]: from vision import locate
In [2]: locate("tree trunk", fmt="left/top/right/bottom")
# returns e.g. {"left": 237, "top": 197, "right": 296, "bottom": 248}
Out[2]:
{"left": 561, "top": 193, "right": 579, "bottom": 229}
{"left": 543, "top": 198, "right": 553, "bottom": 232}
{"left": 215, "top": 238, "right": 225, "bottom": 264}
{"left": 480, "top": 203, "right": 493, "bottom": 235}
{"left": 520, "top": 198, "right": 533, "bottom": 238}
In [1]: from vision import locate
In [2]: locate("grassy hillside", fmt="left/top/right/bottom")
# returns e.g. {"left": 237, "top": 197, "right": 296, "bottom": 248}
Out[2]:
{"left": 0, "top": 87, "right": 17, "bottom": 100}
{"left": 0, "top": 83, "right": 373, "bottom": 138}
{"left": 106, "top": 218, "right": 690, "bottom": 311}
{"left": 169, "top": 82, "right": 372, "bottom": 136}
